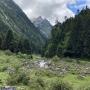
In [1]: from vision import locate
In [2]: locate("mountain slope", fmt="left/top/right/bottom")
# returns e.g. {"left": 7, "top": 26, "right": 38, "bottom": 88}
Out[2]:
{"left": 0, "top": 0, "right": 45, "bottom": 52}
{"left": 33, "top": 16, "right": 52, "bottom": 39}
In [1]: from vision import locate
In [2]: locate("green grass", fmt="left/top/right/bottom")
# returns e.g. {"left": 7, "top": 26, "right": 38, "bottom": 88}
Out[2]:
{"left": 0, "top": 72, "right": 9, "bottom": 86}
{"left": 63, "top": 74, "right": 90, "bottom": 90}
{"left": 0, "top": 50, "right": 90, "bottom": 90}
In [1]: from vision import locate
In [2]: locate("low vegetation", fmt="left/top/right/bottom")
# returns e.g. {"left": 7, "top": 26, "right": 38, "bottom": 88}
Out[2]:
{"left": 0, "top": 50, "right": 89, "bottom": 90}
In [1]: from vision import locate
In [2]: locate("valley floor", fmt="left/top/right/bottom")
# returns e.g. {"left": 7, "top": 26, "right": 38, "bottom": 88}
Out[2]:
{"left": 0, "top": 50, "right": 90, "bottom": 90}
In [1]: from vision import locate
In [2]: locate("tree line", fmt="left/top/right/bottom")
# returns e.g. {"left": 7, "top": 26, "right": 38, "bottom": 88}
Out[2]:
{"left": 0, "top": 29, "right": 32, "bottom": 54}
{"left": 43, "top": 7, "right": 90, "bottom": 58}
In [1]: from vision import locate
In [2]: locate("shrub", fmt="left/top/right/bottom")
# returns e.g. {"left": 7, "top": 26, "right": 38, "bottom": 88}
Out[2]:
{"left": 17, "top": 52, "right": 27, "bottom": 59}
{"left": 50, "top": 81, "right": 72, "bottom": 90}
{"left": 17, "top": 72, "right": 29, "bottom": 85}
{"left": 7, "top": 72, "right": 30, "bottom": 85}
{"left": 36, "top": 78, "right": 45, "bottom": 88}
{"left": 0, "top": 79, "right": 2, "bottom": 83}
{"left": 1, "top": 66, "right": 8, "bottom": 72}
{"left": 17, "top": 52, "right": 33, "bottom": 59}
{"left": 77, "top": 75, "right": 85, "bottom": 80}
{"left": 5, "top": 50, "right": 13, "bottom": 56}
{"left": 52, "top": 56, "right": 60, "bottom": 62}
{"left": 85, "top": 87, "right": 90, "bottom": 90}
{"left": 79, "top": 86, "right": 90, "bottom": 90}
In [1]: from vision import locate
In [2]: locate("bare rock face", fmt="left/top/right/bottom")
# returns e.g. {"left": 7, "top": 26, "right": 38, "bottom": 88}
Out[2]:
{"left": 33, "top": 16, "right": 52, "bottom": 39}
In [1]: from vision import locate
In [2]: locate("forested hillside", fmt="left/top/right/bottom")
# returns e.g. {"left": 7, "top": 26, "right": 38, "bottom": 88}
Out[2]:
{"left": 0, "top": 0, "right": 46, "bottom": 54}
{"left": 44, "top": 7, "right": 90, "bottom": 58}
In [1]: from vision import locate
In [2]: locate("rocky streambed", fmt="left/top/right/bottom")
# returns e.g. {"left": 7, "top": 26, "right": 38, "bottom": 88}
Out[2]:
{"left": 22, "top": 58, "right": 90, "bottom": 77}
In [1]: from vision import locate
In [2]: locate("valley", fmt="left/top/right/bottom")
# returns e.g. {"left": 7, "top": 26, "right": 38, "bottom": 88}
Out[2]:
{"left": 0, "top": 50, "right": 90, "bottom": 90}
{"left": 0, "top": 0, "right": 89, "bottom": 90}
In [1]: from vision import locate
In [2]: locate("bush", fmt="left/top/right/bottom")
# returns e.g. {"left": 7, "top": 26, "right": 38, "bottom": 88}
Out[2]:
{"left": 77, "top": 75, "right": 85, "bottom": 80}
{"left": 52, "top": 56, "right": 60, "bottom": 62}
{"left": 85, "top": 87, "right": 90, "bottom": 90}
{"left": 50, "top": 81, "right": 72, "bottom": 90}
{"left": 17, "top": 52, "right": 33, "bottom": 59}
{"left": 5, "top": 50, "right": 13, "bottom": 56}
{"left": 36, "top": 78, "right": 45, "bottom": 88}
{"left": 7, "top": 72, "right": 30, "bottom": 85}
{"left": 17, "top": 52, "right": 27, "bottom": 59}
{"left": 28, "top": 77, "right": 45, "bottom": 90}
{"left": 0, "top": 66, "right": 8, "bottom": 72}
{"left": 0, "top": 79, "right": 2, "bottom": 83}
{"left": 17, "top": 72, "right": 29, "bottom": 85}
{"left": 79, "top": 86, "right": 90, "bottom": 90}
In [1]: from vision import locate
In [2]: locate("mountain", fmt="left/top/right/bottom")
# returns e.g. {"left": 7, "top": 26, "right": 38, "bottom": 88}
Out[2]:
{"left": 44, "top": 7, "right": 90, "bottom": 58}
{"left": 33, "top": 16, "right": 52, "bottom": 39}
{"left": 0, "top": 0, "right": 46, "bottom": 52}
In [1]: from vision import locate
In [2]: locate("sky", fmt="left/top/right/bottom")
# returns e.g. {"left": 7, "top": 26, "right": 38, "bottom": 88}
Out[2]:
{"left": 13, "top": 0, "right": 90, "bottom": 25}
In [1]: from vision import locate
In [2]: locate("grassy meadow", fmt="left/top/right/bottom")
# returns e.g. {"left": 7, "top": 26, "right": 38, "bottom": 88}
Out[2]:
{"left": 0, "top": 50, "right": 89, "bottom": 90}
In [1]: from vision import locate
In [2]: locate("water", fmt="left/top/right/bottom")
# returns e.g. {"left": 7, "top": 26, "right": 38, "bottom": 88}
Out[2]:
{"left": 39, "top": 60, "right": 47, "bottom": 68}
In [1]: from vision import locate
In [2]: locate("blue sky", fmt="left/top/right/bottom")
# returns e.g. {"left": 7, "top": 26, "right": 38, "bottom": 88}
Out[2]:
{"left": 67, "top": 0, "right": 87, "bottom": 14}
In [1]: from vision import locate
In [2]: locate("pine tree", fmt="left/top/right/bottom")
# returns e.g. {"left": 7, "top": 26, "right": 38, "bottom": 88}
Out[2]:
{"left": 44, "top": 8, "right": 90, "bottom": 58}
{"left": 23, "top": 38, "right": 31, "bottom": 54}
{"left": 0, "top": 36, "right": 2, "bottom": 49}
{"left": 18, "top": 38, "right": 31, "bottom": 54}
{"left": 4, "top": 30, "right": 14, "bottom": 51}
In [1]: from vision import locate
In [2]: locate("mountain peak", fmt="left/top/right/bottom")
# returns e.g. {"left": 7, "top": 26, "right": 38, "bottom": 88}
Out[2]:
{"left": 33, "top": 17, "right": 52, "bottom": 38}
{"left": 33, "top": 16, "right": 44, "bottom": 24}
{"left": 37, "top": 16, "right": 43, "bottom": 20}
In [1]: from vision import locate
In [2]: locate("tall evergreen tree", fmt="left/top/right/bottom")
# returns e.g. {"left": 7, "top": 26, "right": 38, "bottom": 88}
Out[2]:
{"left": 4, "top": 30, "right": 14, "bottom": 52}
{"left": 23, "top": 38, "right": 31, "bottom": 54}
{"left": 18, "top": 38, "right": 31, "bottom": 54}
{"left": 44, "top": 8, "right": 90, "bottom": 58}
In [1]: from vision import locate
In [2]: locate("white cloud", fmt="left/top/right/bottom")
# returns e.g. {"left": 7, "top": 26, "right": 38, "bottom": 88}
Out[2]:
{"left": 14, "top": 0, "right": 23, "bottom": 5}
{"left": 87, "top": 0, "right": 90, "bottom": 7}
{"left": 13, "top": 0, "right": 75, "bottom": 25}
